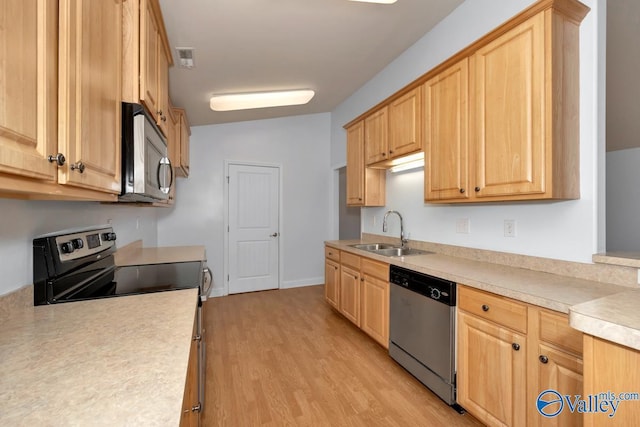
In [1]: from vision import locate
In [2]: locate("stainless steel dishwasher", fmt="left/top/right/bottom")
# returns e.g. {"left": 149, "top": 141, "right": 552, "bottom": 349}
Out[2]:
{"left": 389, "top": 265, "right": 461, "bottom": 411}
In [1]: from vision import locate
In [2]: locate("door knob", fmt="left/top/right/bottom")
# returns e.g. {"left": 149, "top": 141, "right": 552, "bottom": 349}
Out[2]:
{"left": 270, "top": 232, "right": 279, "bottom": 237}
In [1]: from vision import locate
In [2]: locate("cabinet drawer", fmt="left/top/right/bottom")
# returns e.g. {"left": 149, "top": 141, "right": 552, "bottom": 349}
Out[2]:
{"left": 538, "top": 309, "right": 583, "bottom": 356}
{"left": 362, "top": 258, "right": 389, "bottom": 281}
{"left": 325, "top": 246, "right": 340, "bottom": 262}
{"left": 341, "top": 251, "right": 361, "bottom": 270}
{"left": 458, "top": 286, "right": 527, "bottom": 333}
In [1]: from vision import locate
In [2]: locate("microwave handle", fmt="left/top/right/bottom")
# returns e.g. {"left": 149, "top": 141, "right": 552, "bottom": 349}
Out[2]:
{"left": 158, "top": 157, "right": 173, "bottom": 194}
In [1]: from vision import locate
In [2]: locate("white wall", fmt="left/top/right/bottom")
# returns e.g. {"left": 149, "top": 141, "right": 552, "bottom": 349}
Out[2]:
{"left": 157, "top": 113, "right": 332, "bottom": 295}
{"left": 0, "top": 199, "right": 158, "bottom": 296}
{"left": 331, "top": 0, "right": 605, "bottom": 264}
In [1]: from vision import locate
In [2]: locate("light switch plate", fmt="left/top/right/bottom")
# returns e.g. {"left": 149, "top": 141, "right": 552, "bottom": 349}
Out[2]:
{"left": 456, "top": 218, "right": 470, "bottom": 234}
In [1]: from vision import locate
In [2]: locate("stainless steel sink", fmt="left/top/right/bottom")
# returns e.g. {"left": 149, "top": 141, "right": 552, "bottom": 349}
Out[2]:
{"left": 350, "top": 243, "right": 430, "bottom": 257}
{"left": 373, "top": 247, "right": 430, "bottom": 257}
{"left": 349, "top": 243, "right": 396, "bottom": 251}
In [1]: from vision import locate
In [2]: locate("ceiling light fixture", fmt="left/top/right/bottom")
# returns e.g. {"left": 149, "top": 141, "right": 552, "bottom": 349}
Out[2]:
{"left": 209, "top": 89, "right": 315, "bottom": 112}
{"left": 348, "top": 0, "right": 398, "bottom": 4}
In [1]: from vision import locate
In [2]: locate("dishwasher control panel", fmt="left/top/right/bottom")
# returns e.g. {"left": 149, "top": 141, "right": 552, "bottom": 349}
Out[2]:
{"left": 389, "top": 265, "right": 456, "bottom": 306}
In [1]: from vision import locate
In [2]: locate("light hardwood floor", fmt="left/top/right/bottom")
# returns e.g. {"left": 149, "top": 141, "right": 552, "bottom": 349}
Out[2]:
{"left": 201, "top": 285, "right": 482, "bottom": 426}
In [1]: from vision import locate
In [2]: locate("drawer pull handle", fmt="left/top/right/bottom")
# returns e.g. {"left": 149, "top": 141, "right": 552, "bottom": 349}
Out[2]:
{"left": 481, "top": 304, "right": 490, "bottom": 312}
{"left": 539, "top": 355, "right": 549, "bottom": 364}
{"left": 512, "top": 343, "right": 520, "bottom": 351}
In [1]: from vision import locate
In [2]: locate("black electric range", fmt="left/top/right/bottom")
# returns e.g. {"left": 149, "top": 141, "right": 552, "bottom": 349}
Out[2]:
{"left": 33, "top": 225, "right": 206, "bottom": 305}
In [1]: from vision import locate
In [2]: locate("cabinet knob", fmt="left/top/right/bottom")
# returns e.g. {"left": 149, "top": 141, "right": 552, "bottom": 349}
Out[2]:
{"left": 389, "top": 150, "right": 394, "bottom": 154}
{"left": 161, "top": 116, "right": 167, "bottom": 122}
{"left": 48, "top": 153, "right": 66, "bottom": 166}
{"left": 459, "top": 188, "right": 465, "bottom": 194}
{"left": 481, "top": 304, "right": 489, "bottom": 312}
{"left": 512, "top": 343, "right": 520, "bottom": 351}
{"left": 191, "top": 403, "right": 202, "bottom": 413}
{"left": 382, "top": 152, "right": 387, "bottom": 157}
{"left": 539, "top": 355, "right": 549, "bottom": 364}
{"left": 70, "top": 161, "right": 85, "bottom": 173}
{"left": 475, "top": 186, "right": 480, "bottom": 192}
{"left": 158, "top": 109, "right": 163, "bottom": 116}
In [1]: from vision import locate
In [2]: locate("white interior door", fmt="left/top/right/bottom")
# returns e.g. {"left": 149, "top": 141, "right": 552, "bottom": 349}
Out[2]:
{"left": 228, "top": 164, "right": 280, "bottom": 294}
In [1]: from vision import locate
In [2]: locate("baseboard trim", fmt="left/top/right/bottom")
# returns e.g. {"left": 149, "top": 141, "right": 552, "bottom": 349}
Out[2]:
{"left": 281, "top": 277, "right": 324, "bottom": 289}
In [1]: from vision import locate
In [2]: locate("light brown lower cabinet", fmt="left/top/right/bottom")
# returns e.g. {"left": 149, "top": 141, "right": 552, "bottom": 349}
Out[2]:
{"left": 180, "top": 311, "right": 200, "bottom": 427}
{"left": 457, "top": 286, "right": 583, "bottom": 427}
{"left": 340, "top": 265, "right": 361, "bottom": 326}
{"left": 583, "top": 335, "right": 640, "bottom": 426}
{"left": 324, "top": 246, "right": 389, "bottom": 348}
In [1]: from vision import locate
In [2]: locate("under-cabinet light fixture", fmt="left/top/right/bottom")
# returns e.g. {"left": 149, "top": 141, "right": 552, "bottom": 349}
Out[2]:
{"left": 389, "top": 152, "right": 425, "bottom": 173}
{"left": 349, "top": 0, "right": 397, "bottom": 4}
{"left": 209, "top": 89, "right": 315, "bottom": 112}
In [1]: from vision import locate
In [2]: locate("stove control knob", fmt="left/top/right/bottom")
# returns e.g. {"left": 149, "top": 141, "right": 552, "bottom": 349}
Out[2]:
{"left": 430, "top": 287, "right": 441, "bottom": 300}
{"left": 102, "top": 232, "right": 117, "bottom": 242}
{"left": 60, "top": 241, "right": 75, "bottom": 254}
{"left": 72, "top": 238, "right": 84, "bottom": 249}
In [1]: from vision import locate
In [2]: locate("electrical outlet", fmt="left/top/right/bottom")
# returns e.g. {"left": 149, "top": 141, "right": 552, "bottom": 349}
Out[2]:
{"left": 504, "top": 219, "right": 516, "bottom": 237}
{"left": 456, "top": 218, "right": 470, "bottom": 234}
{"left": 372, "top": 216, "right": 376, "bottom": 227}
{"left": 136, "top": 217, "right": 140, "bottom": 230}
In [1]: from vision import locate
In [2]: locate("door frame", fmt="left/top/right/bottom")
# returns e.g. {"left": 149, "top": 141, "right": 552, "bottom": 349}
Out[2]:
{"left": 223, "top": 160, "right": 283, "bottom": 296}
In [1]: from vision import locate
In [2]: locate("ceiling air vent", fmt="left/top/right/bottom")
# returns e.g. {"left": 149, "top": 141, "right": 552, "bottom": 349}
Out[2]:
{"left": 175, "top": 47, "right": 195, "bottom": 69}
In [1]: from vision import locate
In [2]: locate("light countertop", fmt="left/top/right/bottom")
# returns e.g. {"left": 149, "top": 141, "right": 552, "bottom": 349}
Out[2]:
{"left": 0, "top": 288, "right": 199, "bottom": 426}
{"left": 326, "top": 239, "right": 640, "bottom": 351}
{"left": 115, "top": 241, "right": 206, "bottom": 266}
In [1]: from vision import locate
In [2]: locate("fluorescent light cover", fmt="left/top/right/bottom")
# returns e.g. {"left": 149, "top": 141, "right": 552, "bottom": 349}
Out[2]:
{"left": 349, "top": 0, "right": 397, "bottom": 3}
{"left": 390, "top": 159, "right": 424, "bottom": 173}
{"left": 388, "top": 152, "right": 424, "bottom": 167}
{"left": 209, "top": 89, "right": 315, "bottom": 111}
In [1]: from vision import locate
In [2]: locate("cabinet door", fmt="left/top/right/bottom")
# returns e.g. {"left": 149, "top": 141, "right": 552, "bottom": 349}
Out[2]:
{"left": 583, "top": 336, "right": 640, "bottom": 427}
{"left": 180, "top": 317, "right": 200, "bottom": 427}
{"left": 324, "top": 259, "right": 340, "bottom": 310}
{"left": 424, "top": 58, "right": 469, "bottom": 201}
{"left": 389, "top": 87, "right": 422, "bottom": 158}
{"left": 361, "top": 274, "right": 388, "bottom": 348}
{"left": 0, "top": 0, "right": 57, "bottom": 181}
{"left": 340, "top": 265, "right": 360, "bottom": 327}
{"left": 458, "top": 311, "right": 527, "bottom": 427}
{"left": 140, "top": 0, "right": 160, "bottom": 121}
{"left": 472, "top": 13, "right": 545, "bottom": 198}
{"left": 364, "top": 107, "right": 388, "bottom": 165}
{"left": 157, "top": 47, "right": 170, "bottom": 136}
{"left": 58, "top": 0, "right": 122, "bottom": 194}
{"left": 174, "top": 108, "right": 191, "bottom": 178}
{"left": 534, "top": 344, "right": 583, "bottom": 427}
{"left": 346, "top": 122, "right": 365, "bottom": 206}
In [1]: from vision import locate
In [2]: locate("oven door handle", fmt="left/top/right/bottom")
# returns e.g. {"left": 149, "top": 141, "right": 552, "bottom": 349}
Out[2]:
{"left": 52, "top": 265, "right": 117, "bottom": 302}
{"left": 202, "top": 267, "right": 212, "bottom": 295}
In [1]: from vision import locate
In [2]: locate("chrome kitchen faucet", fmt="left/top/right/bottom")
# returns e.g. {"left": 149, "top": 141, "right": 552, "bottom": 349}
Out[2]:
{"left": 383, "top": 210, "right": 407, "bottom": 248}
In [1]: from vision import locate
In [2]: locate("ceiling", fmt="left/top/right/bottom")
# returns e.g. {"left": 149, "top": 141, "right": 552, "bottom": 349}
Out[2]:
{"left": 158, "top": 0, "right": 465, "bottom": 126}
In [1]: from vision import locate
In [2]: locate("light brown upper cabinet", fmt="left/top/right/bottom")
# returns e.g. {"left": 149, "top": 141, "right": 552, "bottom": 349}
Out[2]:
{"left": 363, "top": 87, "right": 422, "bottom": 168}
{"left": 424, "top": 59, "right": 469, "bottom": 201}
{"left": 58, "top": 0, "right": 123, "bottom": 195}
{"left": 364, "top": 107, "right": 389, "bottom": 166}
{"left": 425, "top": 0, "right": 588, "bottom": 203}
{"left": 0, "top": 0, "right": 58, "bottom": 184}
{"left": 345, "top": 0, "right": 588, "bottom": 205}
{"left": 123, "top": 0, "right": 173, "bottom": 136}
{"left": 346, "top": 121, "right": 385, "bottom": 207}
{"left": 172, "top": 108, "right": 191, "bottom": 178}
{"left": 388, "top": 87, "right": 422, "bottom": 159}
{"left": 0, "top": 0, "right": 121, "bottom": 201}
